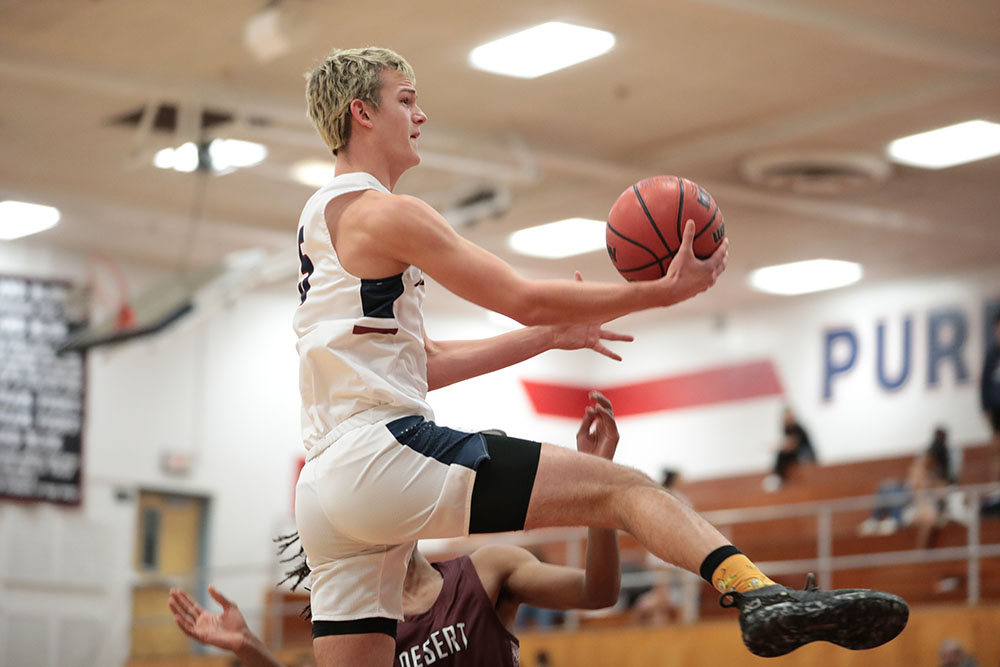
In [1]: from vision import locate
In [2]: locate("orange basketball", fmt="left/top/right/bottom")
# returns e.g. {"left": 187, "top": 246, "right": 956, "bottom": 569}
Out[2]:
{"left": 605, "top": 175, "right": 726, "bottom": 281}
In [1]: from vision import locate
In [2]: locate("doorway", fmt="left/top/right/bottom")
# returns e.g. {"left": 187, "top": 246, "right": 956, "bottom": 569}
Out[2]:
{"left": 129, "top": 490, "right": 208, "bottom": 659}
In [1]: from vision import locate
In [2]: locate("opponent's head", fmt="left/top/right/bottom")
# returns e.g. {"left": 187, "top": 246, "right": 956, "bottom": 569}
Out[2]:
{"left": 306, "top": 47, "right": 416, "bottom": 156}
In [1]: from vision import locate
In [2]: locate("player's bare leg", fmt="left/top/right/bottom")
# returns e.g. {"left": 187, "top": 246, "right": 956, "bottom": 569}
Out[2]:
{"left": 313, "top": 633, "right": 394, "bottom": 667}
{"left": 523, "top": 442, "right": 908, "bottom": 657}
{"left": 524, "top": 442, "right": 728, "bottom": 571}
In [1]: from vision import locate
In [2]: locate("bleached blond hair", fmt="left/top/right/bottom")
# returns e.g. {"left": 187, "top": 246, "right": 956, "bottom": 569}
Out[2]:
{"left": 305, "top": 47, "right": 415, "bottom": 155}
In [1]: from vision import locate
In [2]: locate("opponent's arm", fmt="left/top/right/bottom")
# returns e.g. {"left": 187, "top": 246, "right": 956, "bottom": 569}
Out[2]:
{"left": 365, "top": 195, "right": 727, "bottom": 326}
{"left": 169, "top": 587, "right": 284, "bottom": 667}
{"left": 473, "top": 394, "right": 622, "bottom": 609}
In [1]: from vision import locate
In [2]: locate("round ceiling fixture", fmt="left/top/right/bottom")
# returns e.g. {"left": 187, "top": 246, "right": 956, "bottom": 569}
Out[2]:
{"left": 739, "top": 150, "right": 892, "bottom": 196}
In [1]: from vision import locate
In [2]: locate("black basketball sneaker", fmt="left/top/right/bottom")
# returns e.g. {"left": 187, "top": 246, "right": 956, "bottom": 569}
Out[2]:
{"left": 720, "top": 573, "right": 909, "bottom": 657}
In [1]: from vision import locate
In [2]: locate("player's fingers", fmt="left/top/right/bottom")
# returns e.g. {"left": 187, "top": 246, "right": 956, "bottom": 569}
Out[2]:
{"left": 708, "top": 237, "right": 728, "bottom": 267}
{"left": 710, "top": 247, "right": 728, "bottom": 281}
{"left": 593, "top": 403, "right": 615, "bottom": 422}
{"left": 167, "top": 597, "right": 185, "bottom": 619}
{"left": 589, "top": 391, "right": 613, "bottom": 413}
{"left": 592, "top": 343, "right": 623, "bottom": 362}
{"left": 208, "top": 585, "right": 234, "bottom": 610}
{"left": 168, "top": 599, "right": 197, "bottom": 634}
{"left": 679, "top": 219, "right": 696, "bottom": 253}
{"left": 171, "top": 589, "right": 200, "bottom": 617}
{"left": 172, "top": 613, "right": 196, "bottom": 637}
{"left": 599, "top": 328, "right": 634, "bottom": 342}
{"left": 577, "top": 409, "right": 597, "bottom": 437}
{"left": 593, "top": 406, "right": 619, "bottom": 441}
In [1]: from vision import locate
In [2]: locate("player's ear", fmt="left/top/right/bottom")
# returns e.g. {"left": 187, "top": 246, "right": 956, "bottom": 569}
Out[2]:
{"left": 349, "top": 99, "right": 374, "bottom": 128}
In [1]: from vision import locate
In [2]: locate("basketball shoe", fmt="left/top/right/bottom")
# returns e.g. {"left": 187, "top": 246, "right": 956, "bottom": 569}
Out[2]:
{"left": 720, "top": 573, "right": 908, "bottom": 657}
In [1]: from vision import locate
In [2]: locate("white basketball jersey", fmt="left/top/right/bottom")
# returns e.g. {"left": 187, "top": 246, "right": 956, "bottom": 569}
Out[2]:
{"left": 293, "top": 171, "right": 434, "bottom": 459}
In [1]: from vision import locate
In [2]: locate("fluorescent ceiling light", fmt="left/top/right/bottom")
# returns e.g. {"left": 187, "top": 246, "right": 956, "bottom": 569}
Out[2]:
{"left": 208, "top": 139, "right": 267, "bottom": 170}
{"left": 470, "top": 22, "right": 615, "bottom": 78}
{"left": 748, "top": 259, "right": 862, "bottom": 295}
{"left": 291, "top": 159, "right": 337, "bottom": 188}
{"left": 153, "top": 139, "right": 267, "bottom": 173}
{"left": 0, "top": 200, "right": 61, "bottom": 240}
{"left": 508, "top": 218, "right": 607, "bottom": 259}
{"left": 154, "top": 142, "right": 199, "bottom": 172}
{"left": 887, "top": 119, "right": 1000, "bottom": 169}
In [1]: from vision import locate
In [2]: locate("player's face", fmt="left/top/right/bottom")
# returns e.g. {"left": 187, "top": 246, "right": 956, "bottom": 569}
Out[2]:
{"left": 372, "top": 70, "right": 427, "bottom": 170}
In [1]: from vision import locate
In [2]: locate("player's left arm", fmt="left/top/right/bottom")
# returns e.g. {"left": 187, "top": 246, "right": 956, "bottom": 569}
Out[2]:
{"left": 425, "top": 323, "right": 631, "bottom": 391}
{"left": 424, "top": 274, "right": 632, "bottom": 390}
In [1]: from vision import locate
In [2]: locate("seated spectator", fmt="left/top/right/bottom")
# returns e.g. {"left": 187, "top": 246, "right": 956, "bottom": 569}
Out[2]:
{"left": 908, "top": 426, "right": 958, "bottom": 549}
{"left": 858, "top": 478, "right": 910, "bottom": 536}
{"left": 763, "top": 407, "right": 816, "bottom": 491}
{"left": 858, "top": 426, "right": 964, "bottom": 547}
{"left": 938, "top": 637, "right": 979, "bottom": 667}
{"left": 633, "top": 570, "right": 684, "bottom": 625}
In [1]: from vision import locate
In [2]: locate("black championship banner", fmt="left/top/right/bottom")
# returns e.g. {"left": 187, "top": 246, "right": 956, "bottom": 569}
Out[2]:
{"left": 0, "top": 275, "right": 86, "bottom": 504}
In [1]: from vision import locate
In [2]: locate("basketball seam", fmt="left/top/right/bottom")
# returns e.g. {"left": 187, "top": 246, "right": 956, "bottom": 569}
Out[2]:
{"left": 694, "top": 207, "right": 718, "bottom": 240}
{"left": 607, "top": 220, "right": 659, "bottom": 261}
{"left": 632, "top": 184, "right": 674, "bottom": 255}
{"left": 675, "top": 177, "right": 686, "bottom": 249}
{"left": 617, "top": 256, "right": 672, "bottom": 272}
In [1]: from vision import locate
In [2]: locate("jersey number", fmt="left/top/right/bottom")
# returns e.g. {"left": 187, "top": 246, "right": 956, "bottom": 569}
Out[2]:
{"left": 297, "top": 227, "right": 314, "bottom": 304}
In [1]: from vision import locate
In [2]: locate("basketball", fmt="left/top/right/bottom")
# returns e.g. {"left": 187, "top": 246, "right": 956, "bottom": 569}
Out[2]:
{"left": 605, "top": 175, "right": 726, "bottom": 281}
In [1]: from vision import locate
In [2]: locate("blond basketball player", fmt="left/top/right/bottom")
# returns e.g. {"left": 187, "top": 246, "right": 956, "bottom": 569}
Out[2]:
{"left": 293, "top": 47, "right": 908, "bottom": 666}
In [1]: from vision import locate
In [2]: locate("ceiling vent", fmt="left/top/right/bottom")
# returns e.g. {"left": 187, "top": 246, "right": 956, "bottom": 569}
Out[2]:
{"left": 108, "top": 103, "right": 270, "bottom": 132}
{"left": 739, "top": 150, "right": 892, "bottom": 196}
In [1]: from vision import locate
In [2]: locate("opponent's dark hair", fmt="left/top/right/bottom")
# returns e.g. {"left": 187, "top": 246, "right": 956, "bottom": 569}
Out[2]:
{"left": 274, "top": 531, "right": 313, "bottom": 620}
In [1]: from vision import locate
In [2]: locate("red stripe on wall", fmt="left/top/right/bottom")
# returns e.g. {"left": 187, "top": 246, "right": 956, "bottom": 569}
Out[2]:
{"left": 521, "top": 359, "right": 784, "bottom": 418}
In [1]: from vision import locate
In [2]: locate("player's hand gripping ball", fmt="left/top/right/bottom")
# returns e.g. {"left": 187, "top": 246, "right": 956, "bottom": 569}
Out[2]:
{"left": 606, "top": 175, "right": 726, "bottom": 281}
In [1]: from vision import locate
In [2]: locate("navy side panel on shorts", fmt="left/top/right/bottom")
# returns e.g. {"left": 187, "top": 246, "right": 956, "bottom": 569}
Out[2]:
{"left": 360, "top": 275, "right": 405, "bottom": 318}
{"left": 386, "top": 417, "right": 490, "bottom": 470}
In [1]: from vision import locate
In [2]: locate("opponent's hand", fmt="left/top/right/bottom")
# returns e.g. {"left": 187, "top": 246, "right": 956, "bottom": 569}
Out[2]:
{"left": 549, "top": 272, "right": 633, "bottom": 361}
{"left": 169, "top": 586, "right": 249, "bottom": 653}
{"left": 576, "top": 391, "right": 619, "bottom": 460}
{"left": 661, "top": 220, "right": 728, "bottom": 304}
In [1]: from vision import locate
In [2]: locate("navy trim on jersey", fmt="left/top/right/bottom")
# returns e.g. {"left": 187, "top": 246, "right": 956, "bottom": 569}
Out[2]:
{"left": 360, "top": 274, "right": 405, "bottom": 318}
{"left": 386, "top": 417, "right": 490, "bottom": 470}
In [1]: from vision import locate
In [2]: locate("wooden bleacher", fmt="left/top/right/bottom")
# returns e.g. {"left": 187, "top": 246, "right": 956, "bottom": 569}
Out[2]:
{"left": 676, "top": 443, "right": 996, "bottom": 511}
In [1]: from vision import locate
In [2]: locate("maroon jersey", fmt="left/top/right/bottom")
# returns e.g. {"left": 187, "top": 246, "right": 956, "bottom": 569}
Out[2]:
{"left": 395, "top": 556, "right": 520, "bottom": 667}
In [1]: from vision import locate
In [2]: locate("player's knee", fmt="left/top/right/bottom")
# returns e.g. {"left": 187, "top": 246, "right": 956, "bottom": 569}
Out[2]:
{"left": 608, "top": 464, "right": 660, "bottom": 493}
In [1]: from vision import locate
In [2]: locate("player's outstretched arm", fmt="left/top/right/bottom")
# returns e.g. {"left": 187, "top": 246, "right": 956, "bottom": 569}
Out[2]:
{"left": 425, "top": 321, "right": 633, "bottom": 390}
{"left": 425, "top": 273, "right": 633, "bottom": 390}
{"left": 168, "top": 587, "right": 284, "bottom": 667}
{"left": 370, "top": 195, "right": 727, "bottom": 326}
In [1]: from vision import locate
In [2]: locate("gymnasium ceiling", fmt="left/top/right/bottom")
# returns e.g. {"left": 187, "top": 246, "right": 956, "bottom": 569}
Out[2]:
{"left": 1, "top": 0, "right": 998, "bottom": 319}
